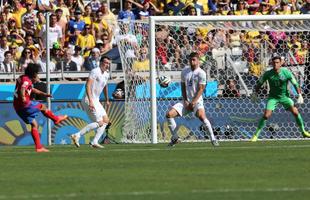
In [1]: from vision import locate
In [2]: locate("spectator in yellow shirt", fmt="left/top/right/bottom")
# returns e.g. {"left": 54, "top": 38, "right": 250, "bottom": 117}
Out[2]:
{"left": 133, "top": 45, "right": 149, "bottom": 72}
{"left": 76, "top": 24, "right": 96, "bottom": 57}
{"left": 277, "top": 0, "right": 300, "bottom": 14}
{"left": 82, "top": 5, "right": 93, "bottom": 25}
{"left": 101, "top": 2, "right": 118, "bottom": 32}
{"left": 93, "top": 10, "right": 110, "bottom": 40}
{"left": 54, "top": 0, "right": 70, "bottom": 22}
{"left": 249, "top": 57, "right": 264, "bottom": 78}
{"left": 296, "top": 41, "right": 309, "bottom": 64}
{"left": 234, "top": 0, "right": 249, "bottom": 15}
{"left": 288, "top": 33, "right": 301, "bottom": 50}
{"left": 256, "top": 1, "right": 272, "bottom": 15}
{"left": 11, "top": 1, "right": 27, "bottom": 30}
{"left": 9, "top": 43, "right": 22, "bottom": 62}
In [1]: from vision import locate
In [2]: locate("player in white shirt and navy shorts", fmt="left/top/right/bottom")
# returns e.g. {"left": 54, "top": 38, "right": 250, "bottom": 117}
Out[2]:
{"left": 166, "top": 52, "right": 219, "bottom": 147}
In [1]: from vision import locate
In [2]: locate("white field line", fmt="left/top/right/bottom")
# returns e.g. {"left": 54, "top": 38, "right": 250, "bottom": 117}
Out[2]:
{"left": 1, "top": 187, "right": 310, "bottom": 199}
{"left": 1, "top": 144, "right": 310, "bottom": 154}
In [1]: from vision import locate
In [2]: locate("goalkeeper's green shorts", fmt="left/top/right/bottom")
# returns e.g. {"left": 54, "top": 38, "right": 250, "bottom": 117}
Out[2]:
{"left": 266, "top": 97, "right": 294, "bottom": 111}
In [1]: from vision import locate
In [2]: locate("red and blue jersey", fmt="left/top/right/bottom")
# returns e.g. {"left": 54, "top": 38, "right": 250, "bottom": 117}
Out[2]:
{"left": 13, "top": 75, "right": 33, "bottom": 110}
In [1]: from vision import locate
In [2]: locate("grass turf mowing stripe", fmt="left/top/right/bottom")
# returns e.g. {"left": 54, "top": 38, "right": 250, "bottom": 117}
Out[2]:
{"left": 1, "top": 187, "right": 310, "bottom": 199}
{"left": 1, "top": 143, "right": 310, "bottom": 154}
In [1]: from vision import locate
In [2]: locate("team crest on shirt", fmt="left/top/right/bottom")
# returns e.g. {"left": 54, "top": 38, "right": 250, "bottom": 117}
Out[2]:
{"left": 279, "top": 75, "right": 286, "bottom": 81}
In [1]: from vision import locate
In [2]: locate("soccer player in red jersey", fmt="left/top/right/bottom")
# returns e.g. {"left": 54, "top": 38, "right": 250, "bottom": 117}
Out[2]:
{"left": 13, "top": 63, "right": 68, "bottom": 152}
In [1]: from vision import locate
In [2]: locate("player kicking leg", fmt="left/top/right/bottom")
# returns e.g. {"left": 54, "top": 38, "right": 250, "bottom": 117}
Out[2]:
{"left": 13, "top": 63, "right": 68, "bottom": 152}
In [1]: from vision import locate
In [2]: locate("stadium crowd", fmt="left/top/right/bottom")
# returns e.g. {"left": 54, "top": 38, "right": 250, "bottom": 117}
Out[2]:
{"left": 0, "top": 0, "right": 308, "bottom": 84}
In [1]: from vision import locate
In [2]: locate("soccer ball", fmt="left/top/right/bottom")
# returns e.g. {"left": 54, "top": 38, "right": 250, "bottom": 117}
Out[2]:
{"left": 158, "top": 75, "right": 171, "bottom": 88}
{"left": 112, "top": 88, "right": 125, "bottom": 99}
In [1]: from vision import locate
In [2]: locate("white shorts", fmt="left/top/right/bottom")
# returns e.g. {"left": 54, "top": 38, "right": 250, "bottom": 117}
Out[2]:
{"left": 172, "top": 101, "right": 204, "bottom": 117}
{"left": 82, "top": 98, "right": 107, "bottom": 122}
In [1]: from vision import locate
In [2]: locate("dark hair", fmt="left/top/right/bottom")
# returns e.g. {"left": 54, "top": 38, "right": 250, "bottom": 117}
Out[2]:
{"left": 25, "top": 63, "right": 40, "bottom": 79}
{"left": 55, "top": 8, "right": 63, "bottom": 13}
{"left": 4, "top": 50, "right": 12, "bottom": 57}
{"left": 100, "top": 56, "right": 111, "bottom": 63}
{"left": 272, "top": 54, "right": 281, "bottom": 61}
{"left": 74, "top": 45, "right": 82, "bottom": 51}
{"left": 189, "top": 52, "right": 199, "bottom": 59}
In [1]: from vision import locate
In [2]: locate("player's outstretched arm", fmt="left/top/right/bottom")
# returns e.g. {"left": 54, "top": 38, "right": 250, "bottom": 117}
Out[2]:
{"left": 32, "top": 88, "right": 52, "bottom": 98}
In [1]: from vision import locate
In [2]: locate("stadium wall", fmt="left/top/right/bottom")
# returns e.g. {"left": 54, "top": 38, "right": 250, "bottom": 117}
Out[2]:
{"left": 0, "top": 83, "right": 309, "bottom": 145}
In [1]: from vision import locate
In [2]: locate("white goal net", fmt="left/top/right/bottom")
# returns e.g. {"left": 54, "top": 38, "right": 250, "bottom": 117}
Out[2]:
{"left": 117, "top": 15, "right": 310, "bottom": 143}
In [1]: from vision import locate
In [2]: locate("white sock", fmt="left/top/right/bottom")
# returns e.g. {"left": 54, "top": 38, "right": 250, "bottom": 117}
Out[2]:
{"left": 167, "top": 118, "right": 178, "bottom": 140}
{"left": 92, "top": 123, "right": 107, "bottom": 144}
{"left": 77, "top": 122, "right": 99, "bottom": 137}
{"left": 203, "top": 118, "right": 216, "bottom": 141}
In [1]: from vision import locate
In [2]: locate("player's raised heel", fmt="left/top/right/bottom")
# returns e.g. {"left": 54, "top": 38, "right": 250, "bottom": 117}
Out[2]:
{"left": 54, "top": 115, "right": 68, "bottom": 125}
{"left": 36, "top": 147, "right": 49, "bottom": 153}
{"left": 251, "top": 135, "right": 258, "bottom": 142}
{"left": 302, "top": 131, "right": 310, "bottom": 138}
{"left": 70, "top": 134, "right": 80, "bottom": 147}
{"left": 90, "top": 142, "right": 104, "bottom": 149}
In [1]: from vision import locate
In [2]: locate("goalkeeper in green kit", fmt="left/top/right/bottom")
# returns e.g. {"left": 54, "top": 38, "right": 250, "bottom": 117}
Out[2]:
{"left": 251, "top": 54, "right": 310, "bottom": 142}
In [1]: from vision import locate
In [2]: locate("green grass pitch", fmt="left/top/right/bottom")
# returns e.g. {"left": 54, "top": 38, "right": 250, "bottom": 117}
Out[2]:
{"left": 1, "top": 140, "right": 310, "bottom": 200}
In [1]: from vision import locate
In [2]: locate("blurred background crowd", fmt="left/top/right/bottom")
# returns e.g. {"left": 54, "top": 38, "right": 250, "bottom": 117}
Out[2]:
{"left": 0, "top": 0, "right": 308, "bottom": 86}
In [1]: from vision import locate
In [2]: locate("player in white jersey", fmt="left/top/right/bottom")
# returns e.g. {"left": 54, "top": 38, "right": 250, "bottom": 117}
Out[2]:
{"left": 70, "top": 56, "right": 111, "bottom": 148}
{"left": 166, "top": 52, "right": 219, "bottom": 146}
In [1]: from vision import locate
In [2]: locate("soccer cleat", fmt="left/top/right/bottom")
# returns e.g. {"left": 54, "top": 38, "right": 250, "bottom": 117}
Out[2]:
{"left": 167, "top": 138, "right": 180, "bottom": 147}
{"left": 36, "top": 147, "right": 49, "bottom": 153}
{"left": 70, "top": 134, "right": 80, "bottom": 148}
{"left": 302, "top": 131, "right": 310, "bottom": 138}
{"left": 90, "top": 142, "right": 104, "bottom": 149}
{"left": 211, "top": 139, "right": 219, "bottom": 147}
{"left": 251, "top": 134, "right": 258, "bottom": 142}
{"left": 54, "top": 115, "right": 68, "bottom": 125}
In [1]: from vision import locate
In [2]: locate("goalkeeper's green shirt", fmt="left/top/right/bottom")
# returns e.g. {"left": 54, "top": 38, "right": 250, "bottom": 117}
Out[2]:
{"left": 258, "top": 67, "right": 299, "bottom": 99}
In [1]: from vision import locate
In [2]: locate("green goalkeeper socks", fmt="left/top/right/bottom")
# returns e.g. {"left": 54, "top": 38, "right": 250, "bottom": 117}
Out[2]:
{"left": 254, "top": 118, "right": 267, "bottom": 137}
{"left": 295, "top": 113, "right": 305, "bottom": 133}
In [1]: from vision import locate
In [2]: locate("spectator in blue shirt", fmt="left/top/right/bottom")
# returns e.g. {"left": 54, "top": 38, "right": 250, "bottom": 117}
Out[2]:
{"left": 67, "top": 9, "right": 86, "bottom": 45}
{"left": 83, "top": 48, "right": 101, "bottom": 71}
{"left": 118, "top": 0, "right": 136, "bottom": 21}
{"left": 164, "top": 0, "right": 186, "bottom": 15}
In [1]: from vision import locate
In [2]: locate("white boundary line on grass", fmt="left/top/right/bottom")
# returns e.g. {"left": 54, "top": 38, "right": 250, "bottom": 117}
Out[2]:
{"left": 1, "top": 187, "right": 310, "bottom": 199}
{"left": 1, "top": 144, "right": 310, "bottom": 154}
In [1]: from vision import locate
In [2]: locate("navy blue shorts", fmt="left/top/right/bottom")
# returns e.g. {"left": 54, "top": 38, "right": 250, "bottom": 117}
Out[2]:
{"left": 16, "top": 101, "right": 42, "bottom": 124}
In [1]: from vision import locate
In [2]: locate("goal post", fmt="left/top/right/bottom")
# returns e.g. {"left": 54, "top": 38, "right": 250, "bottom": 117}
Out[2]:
{"left": 117, "top": 15, "right": 310, "bottom": 144}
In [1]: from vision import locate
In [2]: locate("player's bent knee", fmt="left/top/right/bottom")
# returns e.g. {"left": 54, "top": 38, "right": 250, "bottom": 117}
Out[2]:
{"left": 291, "top": 108, "right": 299, "bottom": 117}
{"left": 31, "top": 120, "right": 38, "bottom": 129}
{"left": 98, "top": 119, "right": 109, "bottom": 127}
{"left": 39, "top": 103, "right": 46, "bottom": 110}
